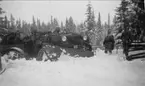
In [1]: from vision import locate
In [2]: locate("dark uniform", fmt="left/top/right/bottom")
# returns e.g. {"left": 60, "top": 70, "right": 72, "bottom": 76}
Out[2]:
{"left": 103, "top": 35, "right": 115, "bottom": 54}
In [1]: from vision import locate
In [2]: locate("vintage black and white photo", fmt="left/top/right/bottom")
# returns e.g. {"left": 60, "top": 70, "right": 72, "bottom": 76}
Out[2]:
{"left": 0, "top": 0, "right": 145, "bottom": 86}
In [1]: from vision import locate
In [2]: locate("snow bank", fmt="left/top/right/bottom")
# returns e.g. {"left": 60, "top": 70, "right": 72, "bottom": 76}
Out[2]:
{"left": 0, "top": 49, "right": 143, "bottom": 86}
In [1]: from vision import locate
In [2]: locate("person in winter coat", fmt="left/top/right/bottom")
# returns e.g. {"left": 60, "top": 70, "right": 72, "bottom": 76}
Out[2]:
{"left": 103, "top": 34, "right": 115, "bottom": 54}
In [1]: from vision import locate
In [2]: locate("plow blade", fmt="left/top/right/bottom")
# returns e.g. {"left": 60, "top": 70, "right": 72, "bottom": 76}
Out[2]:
{"left": 61, "top": 47, "right": 94, "bottom": 57}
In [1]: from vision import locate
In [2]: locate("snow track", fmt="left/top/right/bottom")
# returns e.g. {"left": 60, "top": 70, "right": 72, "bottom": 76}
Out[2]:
{"left": 0, "top": 50, "right": 145, "bottom": 86}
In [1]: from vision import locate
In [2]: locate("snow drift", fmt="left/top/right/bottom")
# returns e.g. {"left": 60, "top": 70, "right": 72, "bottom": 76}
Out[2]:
{"left": 0, "top": 49, "right": 145, "bottom": 86}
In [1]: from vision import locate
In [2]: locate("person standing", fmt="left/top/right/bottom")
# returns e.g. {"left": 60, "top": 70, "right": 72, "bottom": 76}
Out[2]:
{"left": 103, "top": 32, "right": 115, "bottom": 54}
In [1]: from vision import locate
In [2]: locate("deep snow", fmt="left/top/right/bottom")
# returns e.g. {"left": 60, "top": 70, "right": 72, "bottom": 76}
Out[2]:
{"left": 0, "top": 49, "right": 145, "bottom": 86}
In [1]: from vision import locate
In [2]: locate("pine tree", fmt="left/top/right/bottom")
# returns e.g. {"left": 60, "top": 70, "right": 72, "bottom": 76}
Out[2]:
{"left": 10, "top": 14, "right": 16, "bottom": 31}
{"left": 16, "top": 18, "right": 21, "bottom": 30}
{"left": 67, "top": 16, "right": 76, "bottom": 33}
{"left": 21, "top": 20, "right": 27, "bottom": 36}
{"left": 37, "top": 18, "right": 41, "bottom": 31}
{"left": 47, "top": 22, "right": 51, "bottom": 31}
{"left": 60, "top": 21, "right": 64, "bottom": 33}
{"left": 0, "top": 4, "right": 5, "bottom": 29}
{"left": 76, "top": 22, "right": 86, "bottom": 34}
{"left": 116, "top": 0, "right": 130, "bottom": 34}
{"left": 102, "top": 22, "right": 108, "bottom": 39}
{"left": 53, "top": 18, "right": 59, "bottom": 32}
{"left": 21, "top": 20, "right": 31, "bottom": 37}
{"left": 53, "top": 18, "right": 59, "bottom": 27}
{"left": 113, "top": 15, "right": 117, "bottom": 27}
{"left": 130, "top": 0, "right": 145, "bottom": 39}
{"left": 50, "top": 16, "right": 53, "bottom": 31}
{"left": 85, "top": 2, "right": 96, "bottom": 31}
{"left": 96, "top": 12, "right": 103, "bottom": 46}
{"left": 107, "top": 13, "right": 114, "bottom": 35}
{"left": 50, "top": 16, "right": 59, "bottom": 32}
{"left": 112, "top": 15, "right": 118, "bottom": 34}
{"left": 65, "top": 18, "right": 69, "bottom": 33}
{"left": 85, "top": 1, "right": 96, "bottom": 47}
{"left": 104, "top": 22, "right": 108, "bottom": 34}
{"left": 96, "top": 12, "right": 102, "bottom": 33}
{"left": 116, "top": 0, "right": 145, "bottom": 40}
{"left": 4, "top": 15, "right": 8, "bottom": 29}
{"left": 31, "top": 16, "right": 37, "bottom": 33}
{"left": 41, "top": 21, "right": 48, "bottom": 32}
{"left": 108, "top": 13, "right": 110, "bottom": 30}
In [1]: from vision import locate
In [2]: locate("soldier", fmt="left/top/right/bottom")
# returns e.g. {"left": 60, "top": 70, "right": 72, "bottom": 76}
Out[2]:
{"left": 103, "top": 31, "right": 115, "bottom": 54}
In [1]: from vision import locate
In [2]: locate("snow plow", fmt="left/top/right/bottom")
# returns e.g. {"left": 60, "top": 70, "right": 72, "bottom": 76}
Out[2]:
{"left": 36, "top": 32, "right": 94, "bottom": 61}
{"left": 0, "top": 30, "right": 94, "bottom": 62}
{"left": 0, "top": 32, "right": 25, "bottom": 60}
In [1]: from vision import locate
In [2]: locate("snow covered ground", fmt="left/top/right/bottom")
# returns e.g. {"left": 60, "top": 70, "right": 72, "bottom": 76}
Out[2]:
{"left": 0, "top": 49, "right": 145, "bottom": 86}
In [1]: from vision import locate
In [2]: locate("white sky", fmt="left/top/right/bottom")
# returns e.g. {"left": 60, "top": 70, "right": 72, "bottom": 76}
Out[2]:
{"left": 1, "top": 0, "right": 121, "bottom": 25}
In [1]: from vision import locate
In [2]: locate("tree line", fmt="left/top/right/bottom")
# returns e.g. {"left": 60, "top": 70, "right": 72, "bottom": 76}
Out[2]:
{"left": 0, "top": 1, "right": 115, "bottom": 47}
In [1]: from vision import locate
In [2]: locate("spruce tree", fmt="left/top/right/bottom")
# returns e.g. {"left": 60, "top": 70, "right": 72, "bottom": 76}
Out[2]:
{"left": 130, "top": 0, "right": 145, "bottom": 39}
{"left": 9, "top": 14, "right": 16, "bottom": 31}
{"left": 16, "top": 18, "right": 21, "bottom": 31}
{"left": 4, "top": 15, "right": 8, "bottom": 29}
{"left": 85, "top": 2, "right": 95, "bottom": 31}
{"left": 116, "top": 0, "right": 145, "bottom": 41}
{"left": 85, "top": 1, "right": 96, "bottom": 46}
{"left": 37, "top": 18, "right": 41, "bottom": 31}
{"left": 112, "top": 15, "right": 118, "bottom": 35}
{"left": 31, "top": 16, "right": 37, "bottom": 34}
{"left": 65, "top": 18, "right": 69, "bottom": 33}
{"left": 116, "top": 0, "right": 130, "bottom": 33}
{"left": 47, "top": 21, "right": 51, "bottom": 31}
{"left": 0, "top": 4, "right": 5, "bottom": 29}
{"left": 96, "top": 12, "right": 103, "bottom": 46}
{"left": 96, "top": 12, "right": 102, "bottom": 33}
{"left": 68, "top": 16, "right": 76, "bottom": 33}
{"left": 60, "top": 21, "right": 64, "bottom": 33}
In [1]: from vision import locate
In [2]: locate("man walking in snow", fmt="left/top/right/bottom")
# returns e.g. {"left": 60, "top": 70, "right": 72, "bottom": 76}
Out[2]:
{"left": 103, "top": 32, "right": 115, "bottom": 54}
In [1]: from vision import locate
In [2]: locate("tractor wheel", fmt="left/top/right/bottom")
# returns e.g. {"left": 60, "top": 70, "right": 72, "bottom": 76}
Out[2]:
{"left": 8, "top": 50, "right": 24, "bottom": 60}
{"left": 37, "top": 48, "right": 46, "bottom": 61}
{"left": 36, "top": 45, "right": 62, "bottom": 62}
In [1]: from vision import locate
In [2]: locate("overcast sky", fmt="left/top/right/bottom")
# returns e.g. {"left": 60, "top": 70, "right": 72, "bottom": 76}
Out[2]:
{"left": 1, "top": 0, "right": 121, "bottom": 25}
